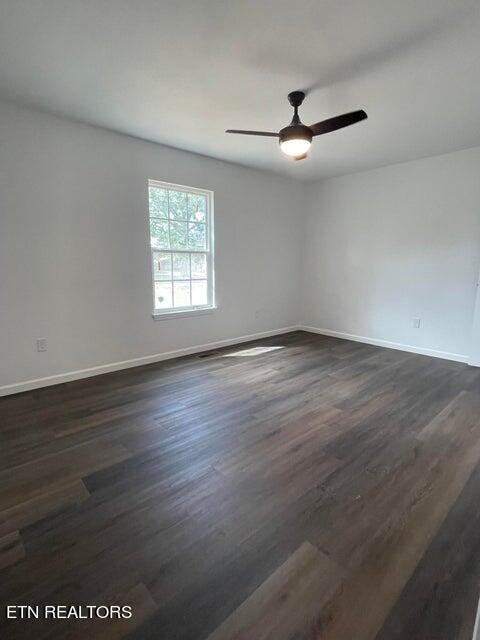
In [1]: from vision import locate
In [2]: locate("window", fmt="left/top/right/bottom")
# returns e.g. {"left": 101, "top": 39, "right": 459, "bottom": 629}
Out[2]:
{"left": 148, "top": 180, "right": 215, "bottom": 316}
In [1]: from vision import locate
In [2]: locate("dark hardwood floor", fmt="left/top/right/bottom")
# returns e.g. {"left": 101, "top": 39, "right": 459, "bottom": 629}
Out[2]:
{"left": 1, "top": 330, "right": 480, "bottom": 639}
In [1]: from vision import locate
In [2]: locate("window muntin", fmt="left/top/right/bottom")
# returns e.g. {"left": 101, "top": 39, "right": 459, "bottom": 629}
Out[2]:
{"left": 148, "top": 180, "right": 214, "bottom": 314}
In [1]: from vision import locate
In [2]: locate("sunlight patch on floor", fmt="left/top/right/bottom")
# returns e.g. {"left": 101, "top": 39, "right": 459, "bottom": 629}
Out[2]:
{"left": 222, "top": 346, "right": 285, "bottom": 357}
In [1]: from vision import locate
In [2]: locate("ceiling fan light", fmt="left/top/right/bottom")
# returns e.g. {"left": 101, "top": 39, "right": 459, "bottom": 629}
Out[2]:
{"left": 279, "top": 123, "right": 313, "bottom": 158}
{"left": 280, "top": 138, "right": 311, "bottom": 157}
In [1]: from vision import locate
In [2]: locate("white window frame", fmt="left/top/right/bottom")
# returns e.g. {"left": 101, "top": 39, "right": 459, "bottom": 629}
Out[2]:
{"left": 148, "top": 179, "right": 215, "bottom": 319}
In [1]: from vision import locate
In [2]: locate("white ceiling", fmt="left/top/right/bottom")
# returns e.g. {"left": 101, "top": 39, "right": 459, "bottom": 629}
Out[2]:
{"left": 0, "top": 0, "right": 479, "bottom": 181}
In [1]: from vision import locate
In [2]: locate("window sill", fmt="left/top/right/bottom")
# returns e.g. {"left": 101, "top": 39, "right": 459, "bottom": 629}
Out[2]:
{"left": 152, "top": 307, "right": 217, "bottom": 321}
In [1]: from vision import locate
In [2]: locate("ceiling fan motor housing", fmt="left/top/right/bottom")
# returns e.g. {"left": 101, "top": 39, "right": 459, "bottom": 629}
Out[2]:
{"left": 279, "top": 124, "right": 312, "bottom": 146}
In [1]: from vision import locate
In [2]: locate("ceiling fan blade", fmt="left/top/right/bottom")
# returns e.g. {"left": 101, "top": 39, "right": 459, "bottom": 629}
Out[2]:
{"left": 309, "top": 110, "right": 367, "bottom": 136}
{"left": 226, "top": 129, "right": 279, "bottom": 137}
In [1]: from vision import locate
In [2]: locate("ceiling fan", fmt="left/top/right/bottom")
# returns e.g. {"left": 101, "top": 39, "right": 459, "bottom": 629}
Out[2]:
{"left": 226, "top": 91, "right": 367, "bottom": 161}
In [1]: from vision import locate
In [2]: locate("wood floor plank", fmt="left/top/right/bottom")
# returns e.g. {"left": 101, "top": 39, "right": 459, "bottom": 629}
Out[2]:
{"left": 0, "top": 442, "right": 129, "bottom": 511}
{"left": 0, "top": 531, "right": 25, "bottom": 570}
{"left": 207, "top": 541, "right": 342, "bottom": 640}
{"left": 0, "top": 480, "right": 90, "bottom": 537}
{"left": 63, "top": 582, "right": 157, "bottom": 640}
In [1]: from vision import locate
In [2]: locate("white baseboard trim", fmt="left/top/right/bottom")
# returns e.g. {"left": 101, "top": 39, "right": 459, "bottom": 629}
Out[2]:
{"left": 0, "top": 326, "right": 300, "bottom": 397}
{"left": 299, "top": 325, "right": 469, "bottom": 364}
{"left": 472, "top": 594, "right": 480, "bottom": 640}
{"left": 1, "top": 324, "right": 471, "bottom": 397}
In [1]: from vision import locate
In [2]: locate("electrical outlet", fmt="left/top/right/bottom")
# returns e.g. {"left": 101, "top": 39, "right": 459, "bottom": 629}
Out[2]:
{"left": 254, "top": 310, "right": 260, "bottom": 319}
{"left": 36, "top": 338, "right": 48, "bottom": 352}
{"left": 413, "top": 318, "right": 421, "bottom": 329}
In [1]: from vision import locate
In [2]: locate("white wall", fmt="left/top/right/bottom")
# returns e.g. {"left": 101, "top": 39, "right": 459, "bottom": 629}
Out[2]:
{"left": 0, "top": 101, "right": 303, "bottom": 390}
{"left": 302, "top": 147, "right": 480, "bottom": 360}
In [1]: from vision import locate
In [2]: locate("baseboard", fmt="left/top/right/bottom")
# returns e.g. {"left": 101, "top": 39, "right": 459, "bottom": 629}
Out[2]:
{"left": 1, "top": 324, "right": 470, "bottom": 397}
{"left": 299, "top": 325, "right": 468, "bottom": 364}
{"left": 0, "top": 326, "right": 300, "bottom": 397}
{"left": 472, "top": 594, "right": 480, "bottom": 640}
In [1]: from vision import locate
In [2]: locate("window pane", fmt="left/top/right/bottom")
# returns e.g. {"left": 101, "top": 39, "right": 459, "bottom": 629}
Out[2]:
{"left": 154, "top": 281, "right": 173, "bottom": 309}
{"left": 169, "top": 220, "right": 188, "bottom": 248}
{"left": 191, "top": 253, "right": 207, "bottom": 279}
{"left": 192, "top": 280, "right": 208, "bottom": 306}
{"left": 188, "top": 194, "right": 206, "bottom": 222}
{"left": 149, "top": 187, "right": 168, "bottom": 217}
{"left": 172, "top": 253, "right": 190, "bottom": 280}
{"left": 150, "top": 219, "right": 169, "bottom": 249}
{"left": 188, "top": 222, "right": 206, "bottom": 249}
{"left": 148, "top": 182, "right": 213, "bottom": 314}
{"left": 168, "top": 190, "right": 187, "bottom": 220}
{"left": 152, "top": 252, "right": 172, "bottom": 281}
{"left": 173, "top": 281, "right": 191, "bottom": 307}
